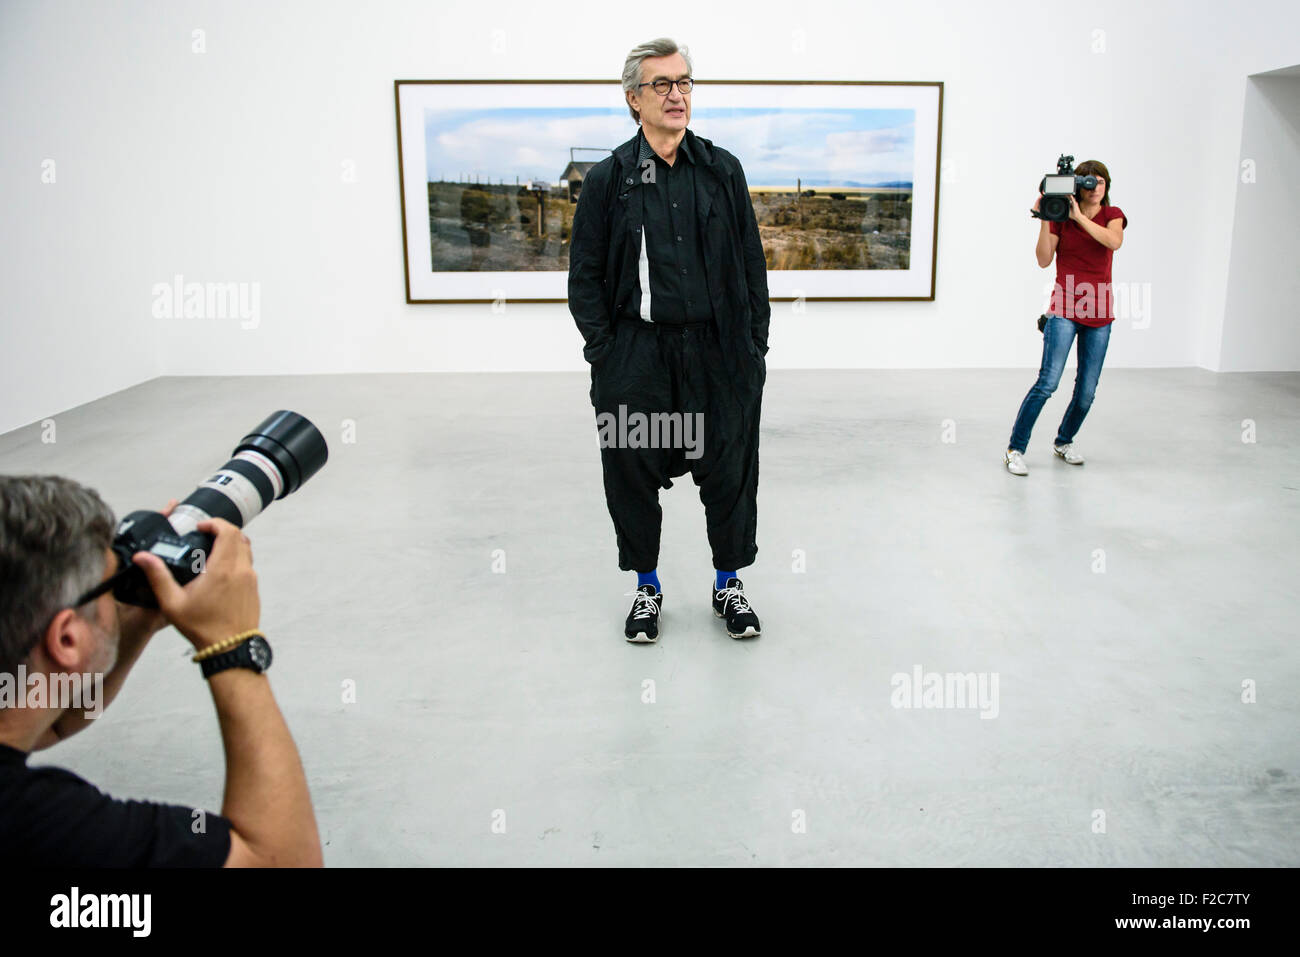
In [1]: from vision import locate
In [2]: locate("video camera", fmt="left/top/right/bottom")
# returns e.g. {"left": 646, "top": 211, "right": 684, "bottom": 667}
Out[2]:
{"left": 1033, "top": 154, "right": 1098, "bottom": 223}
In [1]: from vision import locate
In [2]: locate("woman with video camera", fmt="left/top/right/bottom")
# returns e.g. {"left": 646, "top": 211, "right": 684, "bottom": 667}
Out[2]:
{"left": 1005, "top": 160, "right": 1127, "bottom": 475}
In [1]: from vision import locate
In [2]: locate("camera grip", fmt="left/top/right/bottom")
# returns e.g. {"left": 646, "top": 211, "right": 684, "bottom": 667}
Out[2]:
{"left": 110, "top": 510, "right": 216, "bottom": 608}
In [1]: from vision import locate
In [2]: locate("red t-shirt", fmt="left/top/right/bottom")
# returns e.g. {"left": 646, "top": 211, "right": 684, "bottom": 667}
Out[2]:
{"left": 1047, "top": 205, "right": 1128, "bottom": 326}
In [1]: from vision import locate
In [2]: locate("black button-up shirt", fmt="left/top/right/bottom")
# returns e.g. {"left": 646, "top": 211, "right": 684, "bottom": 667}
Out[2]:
{"left": 629, "top": 126, "right": 714, "bottom": 325}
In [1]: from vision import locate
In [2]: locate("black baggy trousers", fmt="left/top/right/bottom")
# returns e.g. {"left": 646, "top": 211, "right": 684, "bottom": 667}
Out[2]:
{"left": 589, "top": 317, "right": 765, "bottom": 572}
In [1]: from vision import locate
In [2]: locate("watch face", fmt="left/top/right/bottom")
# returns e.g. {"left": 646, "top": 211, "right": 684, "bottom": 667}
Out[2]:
{"left": 247, "top": 636, "right": 272, "bottom": 671}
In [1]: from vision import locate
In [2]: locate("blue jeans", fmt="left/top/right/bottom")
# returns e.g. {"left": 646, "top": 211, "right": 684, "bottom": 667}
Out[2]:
{"left": 1008, "top": 314, "right": 1111, "bottom": 453}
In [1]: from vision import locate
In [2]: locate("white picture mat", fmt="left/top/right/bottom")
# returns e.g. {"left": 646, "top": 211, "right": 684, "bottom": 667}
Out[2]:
{"left": 397, "top": 81, "right": 940, "bottom": 302}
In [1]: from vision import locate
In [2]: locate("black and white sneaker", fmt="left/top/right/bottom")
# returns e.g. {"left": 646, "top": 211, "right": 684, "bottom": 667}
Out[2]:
{"left": 624, "top": 584, "right": 663, "bottom": 643}
{"left": 712, "top": 577, "right": 761, "bottom": 639}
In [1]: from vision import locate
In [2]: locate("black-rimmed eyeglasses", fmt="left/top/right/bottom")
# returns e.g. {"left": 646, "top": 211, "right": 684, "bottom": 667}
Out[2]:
{"left": 70, "top": 551, "right": 130, "bottom": 609}
{"left": 637, "top": 78, "right": 694, "bottom": 96}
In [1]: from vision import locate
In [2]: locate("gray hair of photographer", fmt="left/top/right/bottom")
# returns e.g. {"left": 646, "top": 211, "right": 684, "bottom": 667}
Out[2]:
{"left": 0, "top": 475, "right": 116, "bottom": 675}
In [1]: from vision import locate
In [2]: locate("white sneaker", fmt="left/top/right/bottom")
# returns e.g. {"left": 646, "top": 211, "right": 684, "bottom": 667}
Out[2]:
{"left": 1054, "top": 443, "right": 1084, "bottom": 465}
{"left": 1004, "top": 449, "right": 1028, "bottom": 475}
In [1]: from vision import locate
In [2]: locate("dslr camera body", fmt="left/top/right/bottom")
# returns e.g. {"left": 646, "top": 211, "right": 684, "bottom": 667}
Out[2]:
{"left": 1034, "top": 154, "right": 1098, "bottom": 223}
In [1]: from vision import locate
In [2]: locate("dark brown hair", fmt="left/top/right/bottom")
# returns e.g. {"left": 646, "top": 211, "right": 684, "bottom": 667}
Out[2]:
{"left": 1074, "top": 159, "right": 1112, "bottom": 206}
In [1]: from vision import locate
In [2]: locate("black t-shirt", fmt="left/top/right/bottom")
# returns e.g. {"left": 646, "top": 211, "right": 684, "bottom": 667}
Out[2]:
{"left": 0, "top": 743, "right": 232, "bottom": 866}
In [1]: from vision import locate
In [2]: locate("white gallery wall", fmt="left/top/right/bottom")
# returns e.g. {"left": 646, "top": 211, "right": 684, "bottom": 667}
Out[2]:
{"left": 2, "top": 0, "right": 1299, "bottom": 435}
{"left": 1220, "top": 69, "right": 1300, "bottom": 371}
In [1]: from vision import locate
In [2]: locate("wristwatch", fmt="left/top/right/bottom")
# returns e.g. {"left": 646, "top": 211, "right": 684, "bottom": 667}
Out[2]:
{"left": 200, "top": 635, "right": 273, "bottom": 679}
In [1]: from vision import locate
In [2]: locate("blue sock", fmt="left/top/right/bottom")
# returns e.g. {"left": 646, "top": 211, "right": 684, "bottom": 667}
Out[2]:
{"left": 637, "top": 569, "right": 661, "bottom": 592}
{"left": 715, "top": 569, "right": 737, "bottom": 590}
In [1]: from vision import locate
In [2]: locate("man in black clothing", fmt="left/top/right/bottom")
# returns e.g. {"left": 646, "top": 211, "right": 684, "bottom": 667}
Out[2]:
{"left": 0, "top": 475, "right": 321, "bottom": 866}
{"left": 568, "top": 38, "right": 770, "bottom": 643}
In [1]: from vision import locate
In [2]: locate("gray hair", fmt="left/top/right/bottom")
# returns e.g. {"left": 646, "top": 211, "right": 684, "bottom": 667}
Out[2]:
{"left": 622, "top": 37, "right": 693, "bottom": 125}
{"left": 0, "top": 475, "right": 116, "bottom": 673}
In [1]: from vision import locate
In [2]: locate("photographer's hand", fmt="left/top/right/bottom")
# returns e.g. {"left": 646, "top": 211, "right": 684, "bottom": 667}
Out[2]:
{"left": 115, "top": 499, "right": 180, "bottom": 642}
{"left": 1066, "top": 197, "right": 1122, "bottom": 249}
{"left": 1035, "top": 196, "right": 1057, "bottom": 267}
{"left": 131, "top": 517, "right": 260, "bottom": 651}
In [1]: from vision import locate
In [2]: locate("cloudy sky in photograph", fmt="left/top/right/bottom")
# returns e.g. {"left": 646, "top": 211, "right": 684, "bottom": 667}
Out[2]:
{"left": 424, "top": 107, "right": 915, "bottom": 187}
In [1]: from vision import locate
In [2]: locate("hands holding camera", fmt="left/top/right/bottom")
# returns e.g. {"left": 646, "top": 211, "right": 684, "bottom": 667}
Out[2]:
{"left": 130, "top": 517, "right": 261, "bottom": 653}
{"left": 112, "top": 498, "right": 178, "bottom": 643}
{"left": 1032, "top": 193, "right": 1084, "bottom": 220}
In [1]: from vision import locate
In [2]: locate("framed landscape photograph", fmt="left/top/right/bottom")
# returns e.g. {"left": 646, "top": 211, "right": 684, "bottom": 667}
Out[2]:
{"left": 395, "top": 79, "right": 943, "bottom": 303}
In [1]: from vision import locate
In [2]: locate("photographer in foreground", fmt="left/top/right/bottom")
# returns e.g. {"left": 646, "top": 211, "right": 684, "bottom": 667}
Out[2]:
{"left": 0, "top": 475, "right": 322, "bottom": 867}
{"left": 1005, "top": 159, "right": 1127, "bottom": 476}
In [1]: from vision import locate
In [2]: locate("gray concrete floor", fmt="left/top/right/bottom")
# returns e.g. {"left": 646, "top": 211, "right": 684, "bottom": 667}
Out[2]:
{"left": 2, "top": 368, "right": 1297, "bottom": 866}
